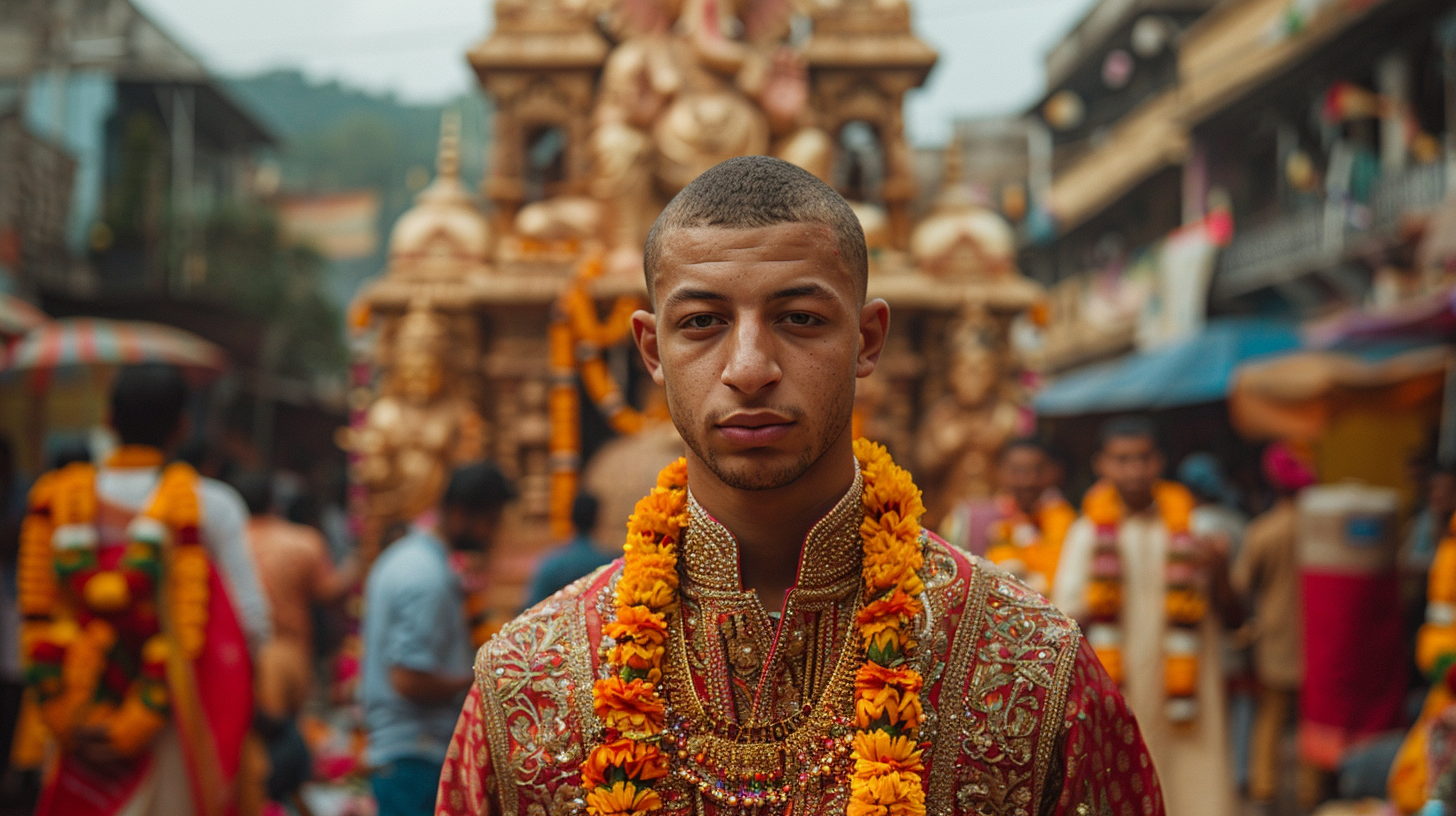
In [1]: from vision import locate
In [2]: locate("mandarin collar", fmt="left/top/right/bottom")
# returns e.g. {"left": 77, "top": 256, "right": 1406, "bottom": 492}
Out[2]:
{"left": 680, "top": 464, "right": 864, "bottom": 596}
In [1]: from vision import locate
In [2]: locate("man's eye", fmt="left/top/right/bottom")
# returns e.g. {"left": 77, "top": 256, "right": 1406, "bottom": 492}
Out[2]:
{"left": 683, "top": 315, "right": 721, "bottom": 330}
{"left": 783, "top": 313, "right": 821, "bottom": 326}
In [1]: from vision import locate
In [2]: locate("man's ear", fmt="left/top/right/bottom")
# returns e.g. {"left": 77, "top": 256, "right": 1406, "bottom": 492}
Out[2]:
{"left": 856, "top": 299, "right": 891, "bottom": 378}
{"left": 632, "top": 309, "right": 665, "bottom": 385}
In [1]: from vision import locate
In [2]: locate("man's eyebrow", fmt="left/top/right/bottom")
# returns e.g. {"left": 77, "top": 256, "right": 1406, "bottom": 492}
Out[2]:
{"left": 770, "top": 283, "right": 835, "bottom": 301}
{"left": 662, "top": 288, "right": 727, "bottom": 310}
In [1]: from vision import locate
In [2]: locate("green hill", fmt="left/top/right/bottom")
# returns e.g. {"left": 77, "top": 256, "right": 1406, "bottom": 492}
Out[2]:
{"left": 224, "top": 69, "right": 492, "bottom": 305}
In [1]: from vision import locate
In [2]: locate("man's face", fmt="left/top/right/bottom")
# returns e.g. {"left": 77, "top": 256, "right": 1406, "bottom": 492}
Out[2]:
{"left": 443, "top": 506, "right": 502, "bottom": 553}
{"left": 1095, "top": 434, "right": 1164, "bottom": 508}
{"left": 998, "top": 447, "right": 1045, "bottom": 511}
{"left": 633, "top": 223, "right": 888, "bottom": 491}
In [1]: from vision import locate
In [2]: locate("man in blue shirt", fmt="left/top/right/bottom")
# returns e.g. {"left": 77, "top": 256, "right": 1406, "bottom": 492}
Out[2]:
{"left": 522, "top": 492, "right": 614, "bottom": 610}
{"left": 360, "top": 461, "right": 515, "bottom": 816}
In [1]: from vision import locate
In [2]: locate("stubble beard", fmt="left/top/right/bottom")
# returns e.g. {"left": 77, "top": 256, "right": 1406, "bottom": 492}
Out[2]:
{"left": 669, "top": 379, "right": 855, "bottom": 492}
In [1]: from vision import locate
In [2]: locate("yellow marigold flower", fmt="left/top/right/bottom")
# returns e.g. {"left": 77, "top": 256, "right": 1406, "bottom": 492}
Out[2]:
{"left": 585, "top": 780, "right": 662, "bottom": 816}
{"left": 628, "top": 490, "right": 688, "bottom": 539}
{"left": 863, "top": 625, "right": 911, "bottom": 657}
{"left": 655, "top": 459, "right": 687, "bottom": 490}
{"left": 608, "top": 641, "right": 663, "bottom": 683}
{"left": 847, "top": 769, "right": 925, "bottom": 816}
{"left": 854, "top": 665, "right": 924, "bottom": 728}
{"left": 604, "top": 605, "right": 668, "bottom": 648}
{"left": 592, "top": 677, "right": 665, "bottom": 736}
{"left": 1165, "top": 588, "right": 1207, "bottom": 625}
{"left": 857, "top": 591, "right": 922, "bottom": 631}
{"left": 1087, "top": 580, "right": 1122, "bottom": 618}
{"left": 851, "top": 731, "right": 925, "bottom": 779}
{"left": 581, "top": 738, "right": 670, "bottom": 790}
{"left": 863, "top": 560, "right": 925, "bottom": 599}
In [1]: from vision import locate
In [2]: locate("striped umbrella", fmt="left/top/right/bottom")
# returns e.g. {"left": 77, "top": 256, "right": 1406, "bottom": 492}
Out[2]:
{"left": 3, "top": 318, "right": 228, "bottom": 384}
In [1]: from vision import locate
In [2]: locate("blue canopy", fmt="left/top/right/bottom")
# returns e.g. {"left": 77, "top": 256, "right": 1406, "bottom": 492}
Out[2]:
{"left": 1034, "top": 318, "right": 1302, "bottom": 416}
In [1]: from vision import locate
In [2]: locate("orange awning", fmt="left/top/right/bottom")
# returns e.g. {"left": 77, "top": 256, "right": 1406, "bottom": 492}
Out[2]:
{"left": 1229, "top": 346, "right": 1449, "bottom": 442}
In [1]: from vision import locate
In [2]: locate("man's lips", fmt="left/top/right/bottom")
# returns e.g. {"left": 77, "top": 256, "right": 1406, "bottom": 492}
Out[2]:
{"left": 715, "top": 413, "right": 795, "bottom": 446}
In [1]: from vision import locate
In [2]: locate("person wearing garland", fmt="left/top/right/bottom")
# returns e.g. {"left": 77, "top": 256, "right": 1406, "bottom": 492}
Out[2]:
{"left": 962, "top": 439, "right": 1076, "bottom": 596}
{"left": 434, "top": 156, "right": 1162, "bottom": 816}
{"left": 360, "top": 460, "right": 517, "bottom": 816}
{"left": 15, "top": 363, "right": 272, "bottom": 816}
{"left": 1052, "top": 417, "right": 1240, "bottom": 816}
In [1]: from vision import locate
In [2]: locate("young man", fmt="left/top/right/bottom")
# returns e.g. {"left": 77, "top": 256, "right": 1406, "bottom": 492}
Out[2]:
{"left": 1053, "top": 417, "right": 1238, "bottom": 816}
{"left": 360, "top": 461, "right": 514, "bottom": 816}
{"left": 522, "top": 492, "right": 613, "bottom": 610}
{"left": 974, "top": 439, "right": 1076, "bottom": 596}
{"left": 436, "top": 157, "right": 1161, "bottom": 816}
{"left": 18, "top": 364, "right": 270, "bottom": 816}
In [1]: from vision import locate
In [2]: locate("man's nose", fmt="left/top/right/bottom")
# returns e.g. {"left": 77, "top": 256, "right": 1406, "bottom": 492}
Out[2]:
{"left": 720, "top": 316, "right": 781, "bottom": 395}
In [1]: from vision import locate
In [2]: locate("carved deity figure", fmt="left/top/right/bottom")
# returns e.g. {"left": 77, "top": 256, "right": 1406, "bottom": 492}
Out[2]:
{"left": 355, "top": 302, "right": 486, "bottom": 548}
{"left": 590, "top": 0, "right": 831, "bottom": 275}
{"left": 915, "top": 311, "right": 1024, "bottom": 525}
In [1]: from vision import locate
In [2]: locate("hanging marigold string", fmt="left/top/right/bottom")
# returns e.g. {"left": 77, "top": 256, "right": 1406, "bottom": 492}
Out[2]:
{"left": 1082, "top": 479, "right": 1203, "bottom": 723}
{"left": 581, "top": 440, "right": 928, "bottom": 816}
{"left": 547, "top": 251, "right": 646, "bottom": 538}
{"left": 18, "top": 455, "right": 210, "bottom": 758}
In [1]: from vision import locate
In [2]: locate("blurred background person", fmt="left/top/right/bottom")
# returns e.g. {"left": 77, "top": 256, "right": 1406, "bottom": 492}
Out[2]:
{"left": 1232, "top": 443, "right": 1316, "bottom": 809}
{"left": 233, "top": 471, "right": 359, "bottom": 808}
{"left": 360, "top": 461, "right": 515, "bottom": 816}
{"left": 1055, "top": 416, "right": 1241, "bottom": 816}
{"left": 981, "top": 438, "right": 1076, "bottom": 596}
{"left": 522, "top": 492, "right": 613, "bottom": 610}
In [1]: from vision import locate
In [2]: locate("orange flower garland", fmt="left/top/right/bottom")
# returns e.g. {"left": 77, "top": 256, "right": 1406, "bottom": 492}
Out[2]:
{"left": 985, "top": 494, "right": 1076, "bottom": 596}
{"left": 582, "top": 440, "right": 928, "bottom": 815}
{"left": 1082, "top": 479, "right": 1202, "bottom": 723}
{"left": 18, "top": 454, "right": 209, "bottom": 757}
{"left": 849, "top": 439, "right": 928, "bottom": 816}
{"left": 583, "top": 458, "right": 685, "bottom": 815}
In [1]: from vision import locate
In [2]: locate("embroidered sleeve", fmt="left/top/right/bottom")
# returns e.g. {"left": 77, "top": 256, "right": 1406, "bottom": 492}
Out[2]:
{"left": 436, "top": 684, "right": 496, "bottom": 816}
{"left": 1047, "top": 639, "right": 1164, "bottom": 816}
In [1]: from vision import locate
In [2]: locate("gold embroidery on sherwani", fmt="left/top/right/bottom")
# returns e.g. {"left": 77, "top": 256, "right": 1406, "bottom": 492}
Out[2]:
{"left": 475, "top": 565, "right": 606, "bottom": 816}
{"left": 927, "top": 559, "right": 1082, "bottom": 816}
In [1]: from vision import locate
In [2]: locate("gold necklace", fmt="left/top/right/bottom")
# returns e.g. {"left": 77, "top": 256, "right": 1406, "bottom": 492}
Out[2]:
{"left": 658, "top": 592, "right": 864, "bottom": 811}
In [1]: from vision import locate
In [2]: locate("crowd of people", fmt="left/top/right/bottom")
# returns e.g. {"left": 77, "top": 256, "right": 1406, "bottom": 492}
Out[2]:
{"left": 3, "top": 156, "right": 1456, "bottom": 816}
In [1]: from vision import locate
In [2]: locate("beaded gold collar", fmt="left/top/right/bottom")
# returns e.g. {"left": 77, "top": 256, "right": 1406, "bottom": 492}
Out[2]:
{"left": 680, "top": 465, "right": 865, "bottom": 598}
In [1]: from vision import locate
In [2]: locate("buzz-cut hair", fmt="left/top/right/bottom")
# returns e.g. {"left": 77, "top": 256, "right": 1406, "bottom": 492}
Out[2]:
{"left": 642, "top": 155, "right": 868, "bottom": 303}
{"left": 1099, "top": 415, "right": 1162, "bottom": 450}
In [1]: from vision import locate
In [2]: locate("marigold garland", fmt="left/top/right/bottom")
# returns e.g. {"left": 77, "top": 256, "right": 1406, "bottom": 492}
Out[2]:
{"left": 18, "top": 453, "right": 209, "bottom": 757}
{"left": 985, "top": 494, "right": 1076, "bottom": 596}
{"left": 1082, "top": 479, "right": 1202, "bottom": 723}
{"left": 582, "top": 440, "right": 928, "bottom": 815}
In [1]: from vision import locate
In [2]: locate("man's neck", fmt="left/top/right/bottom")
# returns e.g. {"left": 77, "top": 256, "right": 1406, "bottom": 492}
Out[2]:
{"left": 686, "top": 433, "right": 858, "bottom": 613}
{"left": 1120, "top": 490, "right": 1155, "bottom": 515}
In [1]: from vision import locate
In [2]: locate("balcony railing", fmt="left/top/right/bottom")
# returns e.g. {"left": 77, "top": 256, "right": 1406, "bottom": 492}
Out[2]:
{"left": 1214, "top": 162, "right": 1448, "bottom": 300}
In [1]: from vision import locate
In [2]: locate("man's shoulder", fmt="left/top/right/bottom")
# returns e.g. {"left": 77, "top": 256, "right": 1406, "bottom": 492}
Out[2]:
{"left": 197, "top": 476, "right": 247, "bottom": 515}
{"left": 489, "top": 560, "right": 620, "bottom": 654}
{"left": 924, "top": 530, "right": 1080, "bottom": 634}
{"left": 919, "top": 532, "right": 1088, "bottom": 811}
{"left": 369, "top": 533, "right": 449, "bottom": 592}
{"left": 468, "top": 560, "right": 617, "bottom": 800}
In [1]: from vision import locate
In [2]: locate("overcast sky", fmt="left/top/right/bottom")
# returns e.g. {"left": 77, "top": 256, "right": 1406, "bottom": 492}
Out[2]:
{"left": 133, "top": 0, "right": 1092, "bottom": 145}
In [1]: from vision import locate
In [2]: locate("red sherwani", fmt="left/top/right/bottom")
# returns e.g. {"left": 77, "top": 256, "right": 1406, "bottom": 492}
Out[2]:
{"left": 437, "top": 480, "right": 1162, "bottom": 816}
